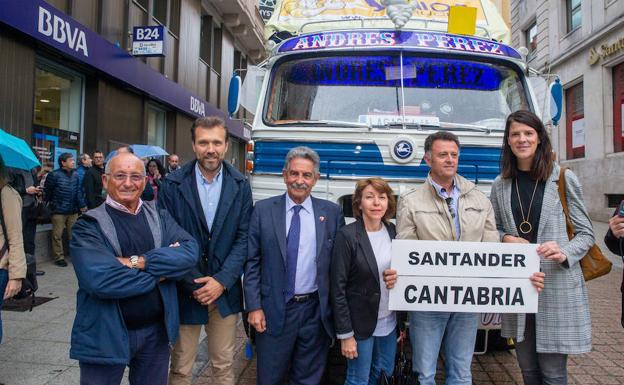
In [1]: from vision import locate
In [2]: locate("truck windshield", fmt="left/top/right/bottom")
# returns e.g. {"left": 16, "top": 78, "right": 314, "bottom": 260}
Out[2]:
{"left": 265, "top": 54, "right": 529, "bottom": 130}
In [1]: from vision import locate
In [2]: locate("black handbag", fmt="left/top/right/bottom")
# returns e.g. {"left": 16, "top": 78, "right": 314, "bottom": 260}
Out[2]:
{"left": 0, "top": 186, "right": 37, "bottom": 310}
{"left": 378, "top": 334, "right": 419, "bottom": 385}
{"left": 34, "top": 197, "right": 52, "bottom": 221}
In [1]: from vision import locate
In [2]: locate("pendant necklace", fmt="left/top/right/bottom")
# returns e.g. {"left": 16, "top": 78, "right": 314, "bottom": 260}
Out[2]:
{"left": 515, "top": 176, "right": 539, "bottom": 235}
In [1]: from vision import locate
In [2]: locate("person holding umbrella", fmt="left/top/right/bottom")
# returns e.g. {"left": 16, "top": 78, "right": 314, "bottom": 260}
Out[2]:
{"left": 0, "top": 153, "right": 27, "bottom": 343}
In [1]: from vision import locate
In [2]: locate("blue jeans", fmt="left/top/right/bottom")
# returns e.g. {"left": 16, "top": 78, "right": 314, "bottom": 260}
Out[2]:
{"left": 79, "top": 322, "right": 170, "bottom": 385}
{"left": 409, "top": 311, "right": 477, "bottom": 385}
{"left": 345, "top": 328, "right": 397, "bottom": 385}
{"left": 0, "top": 269, "right": 8, "bottom": 344}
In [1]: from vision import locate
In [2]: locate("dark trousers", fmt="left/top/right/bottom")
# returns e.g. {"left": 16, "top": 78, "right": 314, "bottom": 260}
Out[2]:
{"left": 79, "top": 322, "right": 170, "bottom": 385}
{"left": 256, "top": 295, "right": 330, "bottom": 385}
{"left": 0, "top": 268, "right": 8, "bottom": 344}
{"left": 22, "top": 207, "right": 37, "bottom": 256}
{"left": 515, "top": 314, "right": 568, "bottom": 385}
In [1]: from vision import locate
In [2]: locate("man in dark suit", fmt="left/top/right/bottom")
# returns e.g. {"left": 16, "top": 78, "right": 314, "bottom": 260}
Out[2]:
{"left": 159, "top": 116, "right": 252, "bottom": 385}
{"left": 245, "top": 146, "right": 345, "bottom": 385}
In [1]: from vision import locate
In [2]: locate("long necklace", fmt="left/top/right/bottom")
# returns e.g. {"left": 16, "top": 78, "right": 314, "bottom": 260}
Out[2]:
{"left": 515, "top": 177, "right": 539, "bottom": 234}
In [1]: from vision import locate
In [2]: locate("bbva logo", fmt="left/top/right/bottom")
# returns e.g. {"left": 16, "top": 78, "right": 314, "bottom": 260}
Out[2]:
{"left": 38, "top": 6, "right": 89, "bottom": 57}
{"left": 190, "top": 96, "right": 206, "bottom": 116}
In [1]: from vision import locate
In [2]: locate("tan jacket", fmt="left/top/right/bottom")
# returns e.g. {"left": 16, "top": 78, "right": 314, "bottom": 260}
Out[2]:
{"left": 396, "top": 174, "right": 498, "bottom": 243}
{"left": 0, "top": 185, "right": 26, "bottom": 280}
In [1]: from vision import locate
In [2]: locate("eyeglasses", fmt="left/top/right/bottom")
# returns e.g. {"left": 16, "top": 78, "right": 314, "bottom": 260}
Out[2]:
{"left": 445, "top": 197, "right": 456, "bottom": 219}
{"left": 108, "top": 173, "right": 145, "bottom": 182}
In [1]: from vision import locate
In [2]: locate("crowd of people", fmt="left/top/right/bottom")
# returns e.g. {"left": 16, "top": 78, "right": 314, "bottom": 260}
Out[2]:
{"left": 0, "top": 110, "right": 622, "bottom": 385}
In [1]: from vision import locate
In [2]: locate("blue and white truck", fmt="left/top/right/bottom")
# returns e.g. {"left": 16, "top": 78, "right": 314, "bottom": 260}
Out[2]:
{"left": 232, "top": 0, "right": 560, "bottom": 353}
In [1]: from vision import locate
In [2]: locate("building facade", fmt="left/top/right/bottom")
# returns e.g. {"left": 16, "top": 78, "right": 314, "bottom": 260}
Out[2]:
{"left": 0, "top": 0, "right": 265, "bottom": 172}
{"left": 511, "top": 0, "right": 624, "bottom": 221}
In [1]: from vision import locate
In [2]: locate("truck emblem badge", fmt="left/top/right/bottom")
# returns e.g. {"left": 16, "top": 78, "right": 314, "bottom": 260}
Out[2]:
{"left": 391, "top": 136, "right": 417, "bottom": 163}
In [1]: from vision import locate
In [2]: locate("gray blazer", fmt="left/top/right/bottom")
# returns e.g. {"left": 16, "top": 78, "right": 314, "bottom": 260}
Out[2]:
{"left": 490, "top": 165, "right": 593, "bottom": 354}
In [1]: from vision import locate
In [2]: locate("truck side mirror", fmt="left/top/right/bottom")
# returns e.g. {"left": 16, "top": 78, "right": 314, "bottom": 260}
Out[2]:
{"left": 228, "top": 74, "right": 242, "bottom": 117}
{"left": 549, "top": 78, "right": 563, "bottom": 125}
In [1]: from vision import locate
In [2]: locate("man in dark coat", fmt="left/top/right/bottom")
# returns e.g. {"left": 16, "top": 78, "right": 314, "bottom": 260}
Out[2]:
{"left": 8, "top": 167, "right": 41, "bottom": 256}
{"left": 159, "top": 116, "right": 252, "bottom": 385}
{"left": 70, "top": 152, "right": 198, "bottom": 385}
{"left": 606, "top": 204, "right": 624, "bottom": 256}
{"left": 166, "top": 154, "right": 180, "bottom": 176}
{"left": 44, "top": 152, "right": 87, "bottom": 266}
{"left": 245, "top": 146, "right": 345, "bottom": 385}
{"left": 83, "top": 150, "right": 105, "bottom": 209}
{"left": 606, "top": 203, "right": 624, "bottom": 327}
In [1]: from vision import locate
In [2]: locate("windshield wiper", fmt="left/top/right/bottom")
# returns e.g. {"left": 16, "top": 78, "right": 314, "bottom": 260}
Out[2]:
{"left": 274, "top": 120, "right": 371, "bottom": 129}
{"left": 439, "top": 122, "right": 492, "bottom": 134}
{"left": 378, "top": 122, "right": 440, "bottom": 130}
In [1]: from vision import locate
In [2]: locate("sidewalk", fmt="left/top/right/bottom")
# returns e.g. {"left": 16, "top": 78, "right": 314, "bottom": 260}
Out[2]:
{"left": 0, "top": 220, "right": 622, "bottom": 385}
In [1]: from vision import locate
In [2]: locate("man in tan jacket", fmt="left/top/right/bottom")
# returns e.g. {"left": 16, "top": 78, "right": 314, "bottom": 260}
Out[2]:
{"left": 384, "top": 131, "right": 498, "bottom": 385}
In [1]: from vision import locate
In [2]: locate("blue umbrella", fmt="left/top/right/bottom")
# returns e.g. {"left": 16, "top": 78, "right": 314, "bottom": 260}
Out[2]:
{"left": 0, "top": 128, "right": 40, "bottom": 170}
{"left": 131, "top": 144, "right": 169, "bottom": 159}
{"left": 105, "top": 145, "right": 169, "bottom": 162}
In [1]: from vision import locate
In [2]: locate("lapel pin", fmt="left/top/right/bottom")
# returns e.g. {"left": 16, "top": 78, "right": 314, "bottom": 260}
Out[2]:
{"left": 319, "top": 216, "right": 325, "bottom": 222}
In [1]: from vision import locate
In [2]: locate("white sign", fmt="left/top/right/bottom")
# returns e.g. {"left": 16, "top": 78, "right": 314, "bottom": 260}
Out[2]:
{"left": 390, "top": 276, "right": 538, "bottom": 313}
{"left": 389, "top": 240, "right": 540, "bottom": 313}
{"left": 132, "top": 41, "right": 164, "bottom": 56}
{"left": 358, "top": 114, "right": 440, "bottom": 127}
{"left": 572, "top": 118, "right": 585, "bottom": 148}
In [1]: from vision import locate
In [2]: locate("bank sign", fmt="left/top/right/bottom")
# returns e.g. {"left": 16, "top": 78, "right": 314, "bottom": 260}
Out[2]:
{"left": 389, "top": 240, "right": 540, "bottom": 313}
{"left": 0, "top": 0, "right": 249, "bottom": 140}
{"left": 132, "top": 26, "right": 165, "bottom": 57}
{"left": 278, "top": 30, "right": 522, "bottom": 60}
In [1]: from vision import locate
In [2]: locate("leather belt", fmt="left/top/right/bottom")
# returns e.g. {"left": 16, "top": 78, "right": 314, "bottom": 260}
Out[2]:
{"left": 291, "top": 291, "right": 317, "bottom": 303}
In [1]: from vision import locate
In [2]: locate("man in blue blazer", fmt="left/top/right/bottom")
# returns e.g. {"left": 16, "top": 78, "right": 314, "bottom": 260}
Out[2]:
{"left": 245, "top": 146, "right": 345, "bottom": 385}
{"left": 159, "top": 117, "right": 252, "bottom": 385}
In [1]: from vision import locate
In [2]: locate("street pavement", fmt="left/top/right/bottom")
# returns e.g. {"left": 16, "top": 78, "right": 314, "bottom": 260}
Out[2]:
{"left": 0, "top": 220, "right": 622, "bottom": 385}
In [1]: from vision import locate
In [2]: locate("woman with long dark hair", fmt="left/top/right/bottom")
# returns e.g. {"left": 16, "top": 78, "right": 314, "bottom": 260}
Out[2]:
{"left": 146, "top": 158, "right": 166, "bottom": 200}
{"left": 0, "top": 154, "right": 27, "bottom": 343}
{"left": 490, "top": 110, "right": 593, "bottom": 384}
{"left": 330, "top": 177, "right": 399, "bottom": 385}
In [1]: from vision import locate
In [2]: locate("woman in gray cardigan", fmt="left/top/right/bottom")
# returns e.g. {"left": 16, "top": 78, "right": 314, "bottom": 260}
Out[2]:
{"left": 490, "top": 110, "right": 593, "bottom": 385}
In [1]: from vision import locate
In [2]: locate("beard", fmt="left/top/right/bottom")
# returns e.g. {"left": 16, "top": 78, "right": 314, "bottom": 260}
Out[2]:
{"left": 199, "top": 156, "right": 222, "bottom": 172}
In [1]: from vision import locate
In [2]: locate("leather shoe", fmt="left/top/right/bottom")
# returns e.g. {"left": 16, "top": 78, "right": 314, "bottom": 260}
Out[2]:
{"left": 54, "top": 259, "right": 68, "bottom": 267}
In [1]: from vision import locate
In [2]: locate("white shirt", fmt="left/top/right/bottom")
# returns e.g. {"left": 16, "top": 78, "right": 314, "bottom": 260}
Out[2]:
{"left": 367, "top": 225, "right": 396, "bottom": 337}
{"left": 105, "top": 195, "right": 143, "bottom": 215}
{"left": 285, "top": 194, "right": 318, "bottom": 294}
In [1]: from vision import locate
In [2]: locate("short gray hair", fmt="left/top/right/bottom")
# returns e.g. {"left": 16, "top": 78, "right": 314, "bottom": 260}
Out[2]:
{"left": 283, "top": 146, "right": 320, "bottom": 174}
{"left": 104, "top": 153, "right": 146, "bottom": 176}
{"left": 79, "top": 153, "right": 90, "bottom": 163}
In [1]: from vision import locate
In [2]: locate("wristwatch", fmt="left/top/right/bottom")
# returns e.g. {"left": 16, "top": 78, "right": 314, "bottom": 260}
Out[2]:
{"left": 129, "top": 255, "right": 140, "bottom": 269}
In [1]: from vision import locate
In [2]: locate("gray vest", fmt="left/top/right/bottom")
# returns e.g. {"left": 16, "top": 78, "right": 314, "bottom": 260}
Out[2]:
{"left": 85, "top": 201, "right": 162, "bottom": 256}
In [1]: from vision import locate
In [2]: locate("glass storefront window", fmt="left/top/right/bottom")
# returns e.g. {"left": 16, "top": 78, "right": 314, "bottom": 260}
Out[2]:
{"left": 147, "top": 104, "right": 166, "bottom": 148}
{"left": 32, "top": 63, "right": 83, "bottom": 171}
